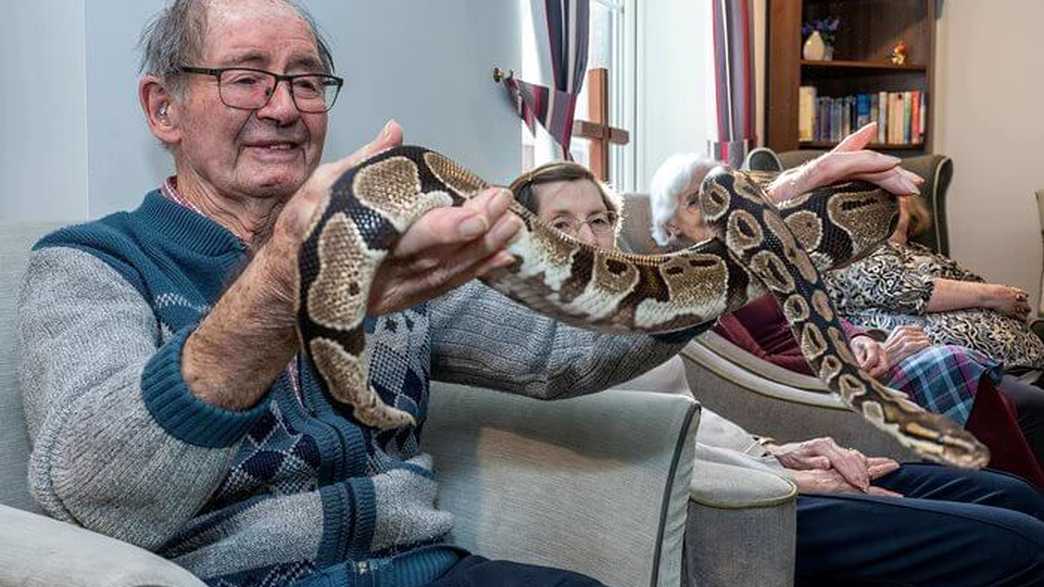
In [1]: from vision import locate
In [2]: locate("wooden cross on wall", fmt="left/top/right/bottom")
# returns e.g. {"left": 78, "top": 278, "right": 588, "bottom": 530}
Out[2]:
{"left": 572, "top": 68, "right": 630, "bottom": 182}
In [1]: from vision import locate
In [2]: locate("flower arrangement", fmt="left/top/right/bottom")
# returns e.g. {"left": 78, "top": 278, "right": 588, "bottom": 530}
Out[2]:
{"left": 802, "top": 16, "right": 840, "bottom": 46}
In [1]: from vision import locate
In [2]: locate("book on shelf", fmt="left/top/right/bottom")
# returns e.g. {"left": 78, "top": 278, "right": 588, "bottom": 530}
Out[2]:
{"left": 877, "top": 91, "right": 887, "bottom": 142}
{"left": 798, "top": 86, "right": 816, "bottom": 141}
{"left": 803, "top": 89, "right": 926, "bottom": 146}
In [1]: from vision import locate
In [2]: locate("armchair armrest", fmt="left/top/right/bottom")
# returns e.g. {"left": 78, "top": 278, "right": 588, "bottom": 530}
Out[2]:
{"left": 680, "top": 334, "right": 915, "bottom": 461}
{"left": 683, "top": 332, "right": 839, "bottom": 408}
{"left": 424, "top": 383, "right": 699, "bottom": 587}
{"left": 685, "top": 458, "right": 797, "bottom": 587}
{"left": 0, "top": 504, "right": 205, "bottom": 587}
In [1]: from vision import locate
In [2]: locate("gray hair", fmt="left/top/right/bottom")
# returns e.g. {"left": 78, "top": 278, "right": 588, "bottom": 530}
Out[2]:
{"left": 648, "top": 153, "right": 718, "bottom": 246}
{"left": 138, "top": 0, "right": 335, "bottom": 95}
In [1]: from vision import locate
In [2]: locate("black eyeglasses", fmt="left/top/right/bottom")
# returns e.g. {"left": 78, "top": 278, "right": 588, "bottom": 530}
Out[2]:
{"left": 178, "top": 66, "right": 344, "bottom": 113}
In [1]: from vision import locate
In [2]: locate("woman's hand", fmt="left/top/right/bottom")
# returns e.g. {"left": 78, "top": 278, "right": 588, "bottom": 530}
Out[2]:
{"left": 766, "top": 123, "right": 924, "bottom": 202}
{"left": 766, "top": 436, "right": 875, "bottom": 491}
{"left": 787, "top": 458, "right": 902, "bottom": 496}
{"left": 980, "top": 283, "right": 1032, "bottom": 320}
{"left": 881, "top": 325, "right": 932, "bottom": 365}
{"left": 851, "top": 336, "right": 889, "bottom": 378}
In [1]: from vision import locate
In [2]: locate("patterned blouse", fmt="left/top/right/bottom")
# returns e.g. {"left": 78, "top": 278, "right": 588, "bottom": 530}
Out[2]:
{"left": 824, "top": 241, "right": 1044, "bottom": 370}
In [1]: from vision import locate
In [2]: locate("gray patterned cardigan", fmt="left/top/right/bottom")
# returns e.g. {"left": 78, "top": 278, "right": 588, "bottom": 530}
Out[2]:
{"left": 17, "top": 191, "right": 693, "bottom": 586}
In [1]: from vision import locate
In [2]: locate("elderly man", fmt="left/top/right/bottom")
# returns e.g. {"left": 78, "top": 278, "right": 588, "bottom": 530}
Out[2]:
{"left": 520, "top": 158, "right": 1044, "bottom": 586}
{"left": 16, "top": 1, "right": 698, "bottom": 585}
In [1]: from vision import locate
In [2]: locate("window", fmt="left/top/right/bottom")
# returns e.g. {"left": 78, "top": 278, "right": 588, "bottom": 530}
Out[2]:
{"left": 518, "top": 0, "right": 637, "bottom": 192}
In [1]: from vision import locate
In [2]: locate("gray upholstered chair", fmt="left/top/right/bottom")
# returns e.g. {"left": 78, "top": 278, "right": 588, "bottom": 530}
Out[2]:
{"left": 0, "top": 222, "right": 701, "bottom": 586}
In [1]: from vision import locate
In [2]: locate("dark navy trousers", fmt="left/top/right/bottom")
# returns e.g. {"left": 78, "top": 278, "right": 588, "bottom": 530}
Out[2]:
{"left": 422, "top": 555, "right": 605, "bottom": 586}
{"left": 796, "top": 463, "right": 1044, "bottom": 586}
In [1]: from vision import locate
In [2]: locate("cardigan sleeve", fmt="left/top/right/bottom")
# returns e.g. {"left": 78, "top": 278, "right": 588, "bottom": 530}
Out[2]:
{"left": 428, "top": 281, "right": 702, "bottom": 399}
{"left": 18, "top": 247, "right": 263, "bottom": 550}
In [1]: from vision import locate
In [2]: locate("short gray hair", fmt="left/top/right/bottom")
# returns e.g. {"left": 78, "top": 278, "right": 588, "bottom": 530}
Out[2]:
{"left": 139, "top": 0, "right": 335, "bottom": 94}
{"left": 648, "top": 153, "right": 718, "bottom": 246}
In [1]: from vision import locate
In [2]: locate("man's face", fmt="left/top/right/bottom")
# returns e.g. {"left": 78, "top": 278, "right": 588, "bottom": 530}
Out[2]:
{"left": 174, "top": 0, "right": 329, "bottom": 202}
{"left": 533, "top": 179, "right": 617, "bottom": 249}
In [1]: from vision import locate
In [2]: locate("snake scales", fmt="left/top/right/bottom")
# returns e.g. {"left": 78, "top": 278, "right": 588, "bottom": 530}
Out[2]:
{"left": 296, "top": 145, "right": 989, "bottom": 469}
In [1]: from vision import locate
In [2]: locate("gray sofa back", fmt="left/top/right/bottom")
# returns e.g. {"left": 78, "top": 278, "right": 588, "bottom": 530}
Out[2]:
{"left": 1, "top": 223, "right": 63, "bottom": 512}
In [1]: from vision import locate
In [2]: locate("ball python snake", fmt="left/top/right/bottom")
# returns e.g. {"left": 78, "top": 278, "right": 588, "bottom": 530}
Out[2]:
{"left": 296, "top": 145, "right": 989, "bottom": 469}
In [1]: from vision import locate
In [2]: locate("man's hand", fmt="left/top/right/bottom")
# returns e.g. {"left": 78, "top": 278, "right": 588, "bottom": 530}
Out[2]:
{"left": 766, "top": 436, "right": 875, "bottom": 491}
{"left": 366, "top": 187, "right": 520, "bottom": 316}
{"left": 881, "top": 325, "right": 932, "bottom": 366}
{"left": 274, "top": 119, "right": 521, "bottom": 317}
{"left": 788, "top": 458, "right": 902, "bottom": 496}
{"left": 851, "top": 335, "right": 889, "bottom": 378}
{"left": 186, "top": 120, "right": 521, "bottom": 411}
{"left": 766, "top": 123, "right": 924, "bottom": 202}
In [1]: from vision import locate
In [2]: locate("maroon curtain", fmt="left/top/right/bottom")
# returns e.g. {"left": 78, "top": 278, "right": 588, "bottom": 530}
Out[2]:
{"left": 710, "top": 0, "right": 756, "bottom": 168}
{"left": 501, "top": 0, "right": 590, "bottom": 158}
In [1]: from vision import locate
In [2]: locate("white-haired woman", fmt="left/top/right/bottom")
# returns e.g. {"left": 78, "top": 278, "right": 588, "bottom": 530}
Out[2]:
{"left": 645, "top": 127, "right": 1044, "bottom": 478}
{"left": 649, "top": 122, "right": 922, "bottom": 248}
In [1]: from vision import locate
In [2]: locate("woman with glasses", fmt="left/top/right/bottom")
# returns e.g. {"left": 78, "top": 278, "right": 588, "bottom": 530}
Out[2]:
{"left": 509, "top": 161, "right": 621, "bottom": 250}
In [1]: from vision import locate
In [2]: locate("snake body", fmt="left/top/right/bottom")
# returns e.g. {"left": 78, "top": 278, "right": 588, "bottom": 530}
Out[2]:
{"left": 296, "top": 145, "right": 989, "bottom": 468}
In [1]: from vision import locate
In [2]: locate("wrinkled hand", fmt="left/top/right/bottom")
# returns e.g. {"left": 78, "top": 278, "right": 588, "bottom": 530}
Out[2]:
{"left": 766, "top": 436, "right": 876, "bottom": 491}
{"left": 274, "top": 120, "right": 521, "bottom": 317}
{"left": 981, "top": 283, "right": 1032, "bottom": 320}
{"left": 788, "top": 458, "right": 902, "bottom": 496}
{"left": 767, "top": 122, "right": 923, "bottom": 201}
{"left": 851, "top": 335, "right": 889, "bottom": 378}
{"left": 881, "top": 324, "right": 932, "bottom": 366}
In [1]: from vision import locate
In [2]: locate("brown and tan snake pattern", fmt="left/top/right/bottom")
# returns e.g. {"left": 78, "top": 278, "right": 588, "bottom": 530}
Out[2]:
{"left": 295, "top": 145, "right": 989, "bottom": 469}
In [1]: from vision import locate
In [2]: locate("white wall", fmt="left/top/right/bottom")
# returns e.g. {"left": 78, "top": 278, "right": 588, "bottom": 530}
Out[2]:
{"left": 1, "top": 2, "right": 89, "bottom": 223}
{"left": 85, "top": 2, "right": 175, "bottom": 217}
{"left": 934, "top": 0, "right": 1044, "bottom": 306}
{"left": 2, "top": 1, "right": 521, "bottom": 222}
{"left": 635, "top": 0, "right": 715, "bottom": 191}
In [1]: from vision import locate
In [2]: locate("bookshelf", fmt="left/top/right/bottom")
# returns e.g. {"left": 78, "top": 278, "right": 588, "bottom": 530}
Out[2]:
{"left": 765, "top": 0, "right": 936, "bottom": 155}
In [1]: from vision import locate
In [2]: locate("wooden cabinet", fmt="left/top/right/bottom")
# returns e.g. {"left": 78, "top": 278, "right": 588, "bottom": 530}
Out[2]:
{"left": 765, "top": 0, "right": 936, "bottom": 154}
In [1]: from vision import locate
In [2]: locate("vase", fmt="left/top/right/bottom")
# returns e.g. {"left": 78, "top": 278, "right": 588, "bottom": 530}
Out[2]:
{"left": 803, "top": 31, "right": 826, "bottom": 61}
{"left": 823, "top": 44, "right": 834, "bottom": 61}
